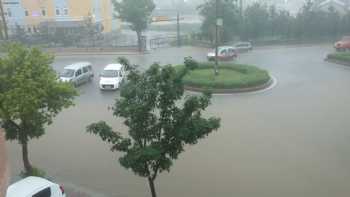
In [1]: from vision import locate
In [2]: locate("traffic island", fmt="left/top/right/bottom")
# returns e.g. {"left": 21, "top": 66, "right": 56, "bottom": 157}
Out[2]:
{"left": 326, "top": 52, "right": 350, "bottom": 66}
{"left": 176, "top": 63, "right": 272, "bottom": 94}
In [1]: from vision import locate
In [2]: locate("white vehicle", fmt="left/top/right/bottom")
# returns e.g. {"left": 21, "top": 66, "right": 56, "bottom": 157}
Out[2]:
{"left": 6, "top": 176, "right": 66, "bottom": 197}
{"left": 59, "top": 62, "right": 94, "bottom": 86}
{"left": 234, "top": 42, "right": 253, "bottom": 52}
{"left": 99, "top": 63, "right": 125, "bottom": 90}
{"left": 207, "top": 46, "right": 238, "bottom": 61}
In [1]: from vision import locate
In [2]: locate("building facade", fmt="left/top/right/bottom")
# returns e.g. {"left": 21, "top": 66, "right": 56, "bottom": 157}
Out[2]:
{"left": 2, "top": 0, "right": 116, "bottom": 34}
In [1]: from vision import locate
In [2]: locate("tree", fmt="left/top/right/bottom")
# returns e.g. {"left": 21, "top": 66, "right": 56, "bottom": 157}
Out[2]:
{"left": 0, "top": 0, "right": 8, "bottom": 40}
{"left": 112, "top": 0, "right": 155, "bottom": 52}
{"left": 87, "top": 58, "right": 220, "bottom": 197}
{"left": 0, "top": 43, "right": 77, "bottom": 174}
{"left": 243, "top": 3, "right": 269, "bottom": 40}
{"left": 198, "top": 0, "right": 239, "bottom": 43}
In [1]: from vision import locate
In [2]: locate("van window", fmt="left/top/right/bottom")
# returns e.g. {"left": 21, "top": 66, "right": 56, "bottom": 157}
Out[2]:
{"left": 220, "top": 49, "right": 227, "bottom": 56}
{"left": 87, "top": 65, "right": 92, "bottom": 71}
{"left": 101, "top": 70, "right": 118, "bottom": 78}
{"left": 61, "top": 69, "right": 75, "bottom": 78}
{"left": 32, "top": 187, "right": 51, "bottom": 197}
{"left": 83, "top": 66, "right": 88, "bottom": 73}
{"left": 75, "top": 69, "right": 82, "bottom": 77}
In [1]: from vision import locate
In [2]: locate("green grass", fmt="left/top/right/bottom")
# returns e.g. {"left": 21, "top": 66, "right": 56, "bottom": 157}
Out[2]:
{"left": 327, "top": 52, "right": 350, "bottom": 62}
{"left": 176, "top": 63, "right": 270, "bottom": 89}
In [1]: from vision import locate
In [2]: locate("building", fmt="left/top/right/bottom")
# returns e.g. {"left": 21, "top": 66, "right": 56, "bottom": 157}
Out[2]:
{"left": 1, "top": 0, "right": 116, "bottom": 35}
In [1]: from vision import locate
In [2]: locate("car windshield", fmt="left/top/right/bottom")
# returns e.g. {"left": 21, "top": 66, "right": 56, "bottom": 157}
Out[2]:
{"left": 101, "top": 70, "right": 119, "bottom": 78}
{"left": 60, "top": 69, "right": 75, "bottom": 78}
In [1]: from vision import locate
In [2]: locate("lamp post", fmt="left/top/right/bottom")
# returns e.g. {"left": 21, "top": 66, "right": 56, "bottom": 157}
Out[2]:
{"left": 214, "top": 0, "right": 223, "bottom": 75}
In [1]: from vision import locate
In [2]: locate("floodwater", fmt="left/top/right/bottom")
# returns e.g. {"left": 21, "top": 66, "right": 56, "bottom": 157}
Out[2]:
{"left": 7, "top": 45, "right": 350, "bottom": 197}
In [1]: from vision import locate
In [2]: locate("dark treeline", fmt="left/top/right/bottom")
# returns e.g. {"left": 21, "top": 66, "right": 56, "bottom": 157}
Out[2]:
{"left": 199, "top": 0, "right": 350, "bottom": 43}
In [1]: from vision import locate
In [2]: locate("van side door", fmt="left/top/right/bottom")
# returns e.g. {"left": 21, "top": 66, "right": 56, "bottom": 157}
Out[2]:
{"left": 75, "top": 69, "right": 83, "bottom": 85}
{"left": 82, "top": 66, "right": 89, "bottom": 82}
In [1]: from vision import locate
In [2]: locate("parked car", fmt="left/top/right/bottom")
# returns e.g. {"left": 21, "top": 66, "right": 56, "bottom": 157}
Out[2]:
{"left": 6, "top": 176, "right": 66, "bottom": 197}
{"left": 234, "top": 42, "right": 253, "bottom": 52}
{"left": 207, "top": 46, "right": 238, "bottom": 61}
{"left": 99, "top": 63, "right": 125, "bottom": 90}
{"left": 334, "top": 36, "right": 350, "bottom": 51}
{"left": 59, "top": 62, "right": 94, "bottom": 86}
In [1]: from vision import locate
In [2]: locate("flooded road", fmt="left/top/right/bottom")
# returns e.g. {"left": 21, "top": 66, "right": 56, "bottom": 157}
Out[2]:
{"left": 7, "top": 45, "right": 350, "bottom": 197}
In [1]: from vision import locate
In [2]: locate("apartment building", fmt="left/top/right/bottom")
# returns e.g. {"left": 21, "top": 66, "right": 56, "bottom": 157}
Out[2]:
{"left": 1, "top": 0, "right": 116, "bottom": 34}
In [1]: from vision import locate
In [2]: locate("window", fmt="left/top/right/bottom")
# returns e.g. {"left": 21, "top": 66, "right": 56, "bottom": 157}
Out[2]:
{"left": 83, "top": 67, "right": 88, "bottom": 73}
{"left": 41, "top": 9, "right": 46, "bottom": 16}
{"left": 56, "top": 8, "right": 60, "bottom": 15}
{"left": 25, "top": 10, "right": 29, "bottom": 16}
{"left": 75, "top": 69, "right": 82, "bottom": 77}
{"left": 64, "top": 8, "right": 68, "bottom": 15}
{"left": 220, "top": 49, "right": 227, "bottom": 56}
{"left": 228, "top": 48, "right": 235, "bottom": 55}
{"left": 7, "top": 8, "right": 11, "bottom": 17}
{"left": 32, "top": 187, "right": 51, "bottom": 197}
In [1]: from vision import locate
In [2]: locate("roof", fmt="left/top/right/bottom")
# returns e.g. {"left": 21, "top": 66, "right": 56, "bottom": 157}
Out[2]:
{"left": 218, "top": 46, "right": 235, "bottom": 50}
{"left": 64, "top": 62, "right": 91, "bottom": 70}
{"left": 6, "top": 177, "right": 54, "bottom": 197}
{"left": 104, "top": 63, "right": 123, "bottom": 70}
{"left": 319, "top": 0, "right": 346, "bottom": 7}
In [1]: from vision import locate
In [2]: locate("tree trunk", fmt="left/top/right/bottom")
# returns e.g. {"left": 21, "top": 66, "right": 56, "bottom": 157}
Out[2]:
{"left": 0, "top": 0, "right": 8, "bottom": 40}
{"left": 21, "top": 141, "right": 32, "bottom": 174}
{"left": 148, "top": 177, "right": 157, "bottom": 197}
{"left": 136, "top": 31, "right": 143, "bottom": 53}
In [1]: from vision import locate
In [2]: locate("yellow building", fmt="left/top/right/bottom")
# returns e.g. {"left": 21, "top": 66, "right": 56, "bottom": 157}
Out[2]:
{"left": 3, "top": 0, "right": 116, "bottom": 34}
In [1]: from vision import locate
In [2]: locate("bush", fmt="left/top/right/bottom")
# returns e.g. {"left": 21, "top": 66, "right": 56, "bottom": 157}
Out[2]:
{"left": 327, "top": 52, "right": 350, "bottom": 62}
{"left": 176, "top": 62, "right": 270, "bottom": 89}
{"left": 20, "top": 167, "right": 46, "bottom": 178}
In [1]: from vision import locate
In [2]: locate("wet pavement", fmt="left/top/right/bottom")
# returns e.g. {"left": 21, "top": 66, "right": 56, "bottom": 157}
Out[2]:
{"left": 6, "top": 45, "right": 350, "bottom": 197}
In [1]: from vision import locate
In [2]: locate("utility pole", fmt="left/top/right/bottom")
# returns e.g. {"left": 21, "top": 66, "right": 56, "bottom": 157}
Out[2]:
{"left": 240, "top": 0, "right": 243, "bottom": 18}
{"left": 177, "top": 11, "right": 181, "bottom": 47}
{"left": 0, "top": 0, "right": 8, "bottom": 40}
{"left": 214, "top": 0, "right": 219, "bottom": 75}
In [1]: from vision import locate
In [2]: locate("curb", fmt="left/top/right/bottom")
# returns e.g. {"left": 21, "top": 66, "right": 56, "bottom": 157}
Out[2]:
{"left": 184, "top": 76, "right": 275, "bottom": 94}
{"left": 0, "top": 130, "right": 9, "bottom": 197}
{"left": 325, "top": 58, "right": 350, "bottom": 67}
{"left": 52, "top": 52, "right": 144, "bottom": 57}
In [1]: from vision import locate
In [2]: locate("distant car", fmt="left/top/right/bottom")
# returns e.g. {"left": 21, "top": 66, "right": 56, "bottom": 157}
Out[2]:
{"left": 234, "top": 42, "right": 253, "bottom": 52}
{"left": 334, "top": 36, "right": 350, "bottom": 51}
{"left": 99, "top": 63, "right": 125, "bottom": 90}
{"left": 59, "top": 62, "right": 94, "bottom": 86}
{"left": 6, "top": 176, "right": 66, "bottom": 197}
{"left": 207, "top": 46, "right": 238, "bottom": 61}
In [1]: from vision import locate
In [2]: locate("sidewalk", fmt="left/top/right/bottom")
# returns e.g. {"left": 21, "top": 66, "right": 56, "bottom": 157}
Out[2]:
{"left": 0, "top": 130, "right": 9, "bottom": 197}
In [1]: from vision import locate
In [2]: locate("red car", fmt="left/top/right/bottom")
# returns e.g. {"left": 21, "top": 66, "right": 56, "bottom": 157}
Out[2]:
{"left": 334, "top": 36, "right": 350, "bottom": 51}
{"left": 207, "top": 46, "right": 238, "bottom": 61}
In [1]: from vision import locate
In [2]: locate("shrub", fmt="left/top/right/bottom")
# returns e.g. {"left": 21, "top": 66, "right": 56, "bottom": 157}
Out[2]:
{"left": 328, "top": 52, "right": 350, "bottom": 62}
{"left": 175, "top": 62, "right": 270, "bottom": 89}
{"left": 20, "top": 167, "right": 46, "bottom": 178}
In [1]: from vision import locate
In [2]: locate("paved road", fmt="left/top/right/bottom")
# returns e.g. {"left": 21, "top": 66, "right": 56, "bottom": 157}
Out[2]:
{"left": 6, "top": 45, "right": 350, "bottom": 197}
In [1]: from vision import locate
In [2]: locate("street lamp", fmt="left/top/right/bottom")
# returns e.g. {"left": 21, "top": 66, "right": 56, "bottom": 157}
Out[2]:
{"left": 214, "top": 0, "right": 222, "bottom": 75}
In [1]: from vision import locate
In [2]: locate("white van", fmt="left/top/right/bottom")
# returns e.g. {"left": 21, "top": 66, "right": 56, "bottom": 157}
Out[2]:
{"left": 59, "top": 62, "right": 94, "bottom": 86}
{"left": 99, "top": 64, "right": 125, "bottom": 90}
{"left": 6, "top": 176, "right": 66, "bottom": 197}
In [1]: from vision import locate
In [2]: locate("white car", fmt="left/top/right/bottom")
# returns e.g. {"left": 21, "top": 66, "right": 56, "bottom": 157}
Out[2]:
{"left": 6, "top": 176, "right": 66, "bottom": 197}
{"left": 99, "top": 63, "right": 125, "bottom": 90}
{"left": 207, "top": 46, "right": 238, "bottom": 61}
{"left": 59, "top": 62, "right": 94, "bottom": 86}
{"left": 234, "top": 42, "right": 253, "bottom": 52}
